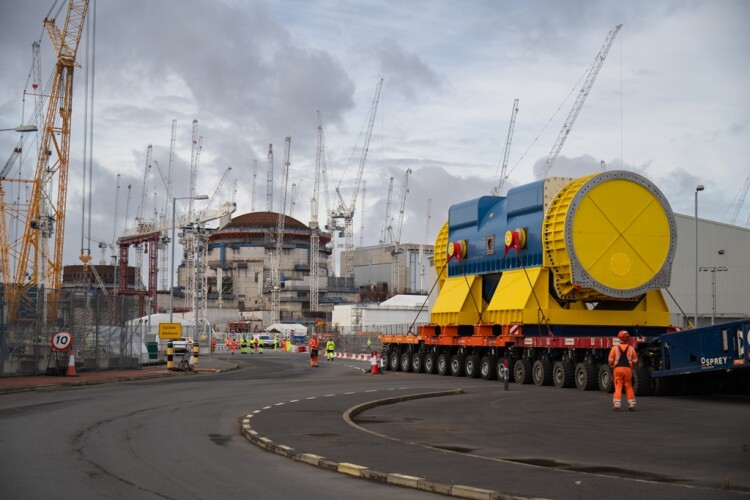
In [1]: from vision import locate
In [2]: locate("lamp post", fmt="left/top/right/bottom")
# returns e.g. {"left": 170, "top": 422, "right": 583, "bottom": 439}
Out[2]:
{"left": 694, "top": 184, "right": 704, "bottom": 328}
{"left": 699, "top": 265, "right": 728, "bottom": 325}
{"left": 170, "top": 195, "right": 209, "bottom": 323}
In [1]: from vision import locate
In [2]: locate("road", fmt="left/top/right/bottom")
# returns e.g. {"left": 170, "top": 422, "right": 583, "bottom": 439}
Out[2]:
{"left": 0, "top": 350, "right": 748, "bottom": 499}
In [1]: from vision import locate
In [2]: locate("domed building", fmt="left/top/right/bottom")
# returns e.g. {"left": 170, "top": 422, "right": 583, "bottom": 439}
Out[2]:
{"left": 175, "top": 211, "right": 358, "bottom": 330}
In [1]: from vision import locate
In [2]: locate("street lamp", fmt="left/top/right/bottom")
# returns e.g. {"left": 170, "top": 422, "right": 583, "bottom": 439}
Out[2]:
{"left": 699, "top": 265, "right": 728, "bottom": 325}
{"left": 694, "top": 184, "right": 704, "bottom": 328}
{"left": 170, "top": 194, "right": 209, "bottom": 323}
{"left": 0, "top": 124, "right": 38, "bottom": 132}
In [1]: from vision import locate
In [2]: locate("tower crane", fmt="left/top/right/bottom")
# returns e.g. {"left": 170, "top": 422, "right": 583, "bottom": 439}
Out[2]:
{"left": 491, "top": 98, "right": 519, "bottom": 196}
{"left": 208, "top": 166, "right": 232, "bottom": 209}
{"left": 4, "top": 0, "right": 90, "bottom": 321}
{"left": 538, "top": 24, "right": 622, "bottom": 179}
{"left": 266, "top": 144, "right": 274, "bottom": 211}
{"left": 310, "top": 111, "right": 328, "bottom": 312}
{"left": 330, "top": 78, "right": 383, "bottom": 276}
{"left": 183, "top": 120, "right": 203, "bottom": 312}
{"left": 380, "top": 176, "right": 394, "bottom": 244}
{"left": 290, "top": 181, "right": 301, "bottom": 217}
{"left": 419, "top": 198, "right": 432, "bottom": 293}
{"left": 134, "top": 145, "right": 153, "bottom": 291}
{"left": 359, "top": 179, "right": 366, "bottom": 247}
{"left": 388, "top": 168, "right": 412, "bottom": 294}
{"left": 158, "top": 120, "right": 177, "bottom": 291}
{"left": 271, "top": 137, "right": 291, "bottom": 323}
{"left": 251, "top": 159, "right": 258, "bottom": 212}
{"left": 723, "top": 173, "right": 750, "bottom": 226}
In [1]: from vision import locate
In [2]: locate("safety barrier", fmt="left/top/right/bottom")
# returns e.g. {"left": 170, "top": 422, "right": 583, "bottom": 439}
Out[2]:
{"left": 167, "top": 341, "right": 174, "bottom": 370}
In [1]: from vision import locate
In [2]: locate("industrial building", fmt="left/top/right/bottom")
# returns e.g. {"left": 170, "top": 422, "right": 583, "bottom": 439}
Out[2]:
{"left": 342, "top": 243, "right": 435, "bottom": 296}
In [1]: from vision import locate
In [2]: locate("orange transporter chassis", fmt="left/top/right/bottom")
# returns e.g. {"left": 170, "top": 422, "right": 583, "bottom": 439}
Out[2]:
{"left": 379, "top": 324, "right": 663, "bottom": 395}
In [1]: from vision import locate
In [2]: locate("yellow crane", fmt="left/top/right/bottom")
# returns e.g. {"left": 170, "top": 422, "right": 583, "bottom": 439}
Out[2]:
{"left": 4, "top": 1, "right": 90, "bottom": 320}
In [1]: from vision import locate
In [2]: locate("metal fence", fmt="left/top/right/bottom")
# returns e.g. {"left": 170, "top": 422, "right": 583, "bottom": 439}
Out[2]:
{"left": 0, "top": 289, "right": 145, "bottom": 376}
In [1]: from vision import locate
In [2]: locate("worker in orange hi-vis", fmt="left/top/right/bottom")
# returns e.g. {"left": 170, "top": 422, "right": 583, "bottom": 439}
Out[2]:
{"left": 225, "top": 336, "right": 231, "bottom": 353}
{"left": 231, "top": 338, "right": 238, "bottom": 355}
{"left": 309, "top": 334, "right": 319, "bottom": 367}
{"left": 608, "top": 330, "right": 638, "bottom": 411}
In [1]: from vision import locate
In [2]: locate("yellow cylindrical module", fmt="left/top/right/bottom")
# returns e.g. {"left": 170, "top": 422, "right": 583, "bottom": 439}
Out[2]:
{"left": 543, "top": 171, "right": 677, "bottom": 301}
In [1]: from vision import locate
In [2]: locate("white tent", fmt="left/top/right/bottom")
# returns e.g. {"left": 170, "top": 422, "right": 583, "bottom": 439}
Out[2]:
{"left": 264, "top": 323, "right": 308, "bottom": 336}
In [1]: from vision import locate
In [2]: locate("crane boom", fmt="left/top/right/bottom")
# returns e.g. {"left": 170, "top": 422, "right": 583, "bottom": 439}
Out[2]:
{"left": 492, "top": 98, "right": 519, "bottom": 196}
{"left": 330, "top": 78, "right": 383, "bottom": 275}
{"left": 539, "top": 24, "right": 622, "bottom": 179}
{"left": 271, "top": 137, "right": 291, "bottom": 323}
{"left": 7, "top": 0, "right": 90, "bottom": 320}
{"left": 725, "top": 174, "right": 750, "bottom": 225}
{"left": 394, "top": 168, "right": 411, "bottom": 245}
{"left": 380, "top": 176, "right": 394, "bottom": 243}
{"left": 208, "top": 166, "right": 232, "bottom": 209}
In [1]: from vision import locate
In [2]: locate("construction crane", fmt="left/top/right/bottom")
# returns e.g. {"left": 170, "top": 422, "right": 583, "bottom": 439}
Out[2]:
{"left": 388, "top": 168, "right": 412, "bottom": 294}
{"left": 538, "top": 24, "right": 622, "bottom": 179}
{"left": 251, "top": 159, "right": 258, "bottom": 212}
{"left": 419, "top": 198, "right": 432, "bottom": 293}
{"left": 4, "top": 1, "right": 90, "bottom": 320}
{"left": 310, "top": 112, "right": 327, "bottom": 312}
{"left": 491, "top": 98, "right": 519, "bottom": 196}
{"left": 271, "top": 137, "right": 291, "bottom": 323}
{"left": 266, "top": 144, "right": 274, "bottom": 211}
{"left": 359, "top": 180, "right": 366, "bottom": 247}
{"left": 380, "top": 176, "right": 394, "bottom": 244}
{"left": 330, "top": 78, "right": 383, "bottom": 276}
{"left": 208, "top": 166, "right": 232, "bottom": 209}
{"left": 290, "top": 181, "right": 301, "bottom": 217}
{"left": 158, "top": 120, "right": 178, "bottom": 291}
{"left": 722, "top": 173, "right": 750, "bottom": 225}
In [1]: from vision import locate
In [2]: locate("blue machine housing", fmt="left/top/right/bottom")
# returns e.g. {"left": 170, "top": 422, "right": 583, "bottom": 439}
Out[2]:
{"left": 447, "top": 180, "right": 547, "bottom": 278}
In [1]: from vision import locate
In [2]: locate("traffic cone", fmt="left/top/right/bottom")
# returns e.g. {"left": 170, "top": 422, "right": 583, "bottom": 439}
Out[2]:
{"left": 66, "top": 351, "right": 77, "bottom": 377}
{"left": 370, "top": 351, "right": 380, "bottom": 374}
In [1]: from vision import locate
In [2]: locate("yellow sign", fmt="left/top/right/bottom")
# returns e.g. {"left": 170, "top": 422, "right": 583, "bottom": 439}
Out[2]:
{"left": 159, "top": 323, "right": 182, "bottom": 339}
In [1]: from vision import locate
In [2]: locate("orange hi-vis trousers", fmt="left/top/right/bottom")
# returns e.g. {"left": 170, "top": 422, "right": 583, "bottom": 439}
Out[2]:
{"left": 613, "top": 366, "right": 636, "bottom": 409}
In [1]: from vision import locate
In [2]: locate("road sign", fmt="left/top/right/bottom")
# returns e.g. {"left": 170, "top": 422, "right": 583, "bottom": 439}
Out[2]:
{"left": 159, "top": 323, "right": 182, "bottom": 339}
{"left": 51, "top": 331, "right": 73, "bottom": 351}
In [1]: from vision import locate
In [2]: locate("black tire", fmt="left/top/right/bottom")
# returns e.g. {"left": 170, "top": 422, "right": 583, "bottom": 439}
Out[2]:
{"left": 437, "top": 353, "right": 451, "bottom": 376}
{"left": 496, "top": 357, "right": 512, "bottom": 383}
{"left": 390, "top": 351, "right": 401, "bottom": 372}
{"left": 465, "top": 355, "right": 480, "bottom": 378}
{"left": 383, "top": 350, "right": 393, "bottom": 370}
{"left": 450, "top": 354, "right": 465, "bottom": 377}
{"left": 424, "top": 353, "right": 437, "bottom": 374}
{"left": 553, "top": 360, "right": 575, "bottom": 388}
{"left": 411, "top": 353, "right": 424, "bottom": 373}
{"left": 532, "top": 359, "right": 553, "bottom": 386}
{"left": 633, "top": 366, "right": 653, "bottom": 396}
{"left": 598, "top": 365, "right": 614, "bottom": 393}
{"left": 574, "top": 363, "right": 598, "bottom": 391}
{"left": 400, "top": 352, "right": 412, "bottom": 373}
{"left": 480, "top": 356, "right": 497, "bottom": 380}
{"left": 514, "top": 358, "right": 533, "bottom": 384}
{"left": 652, "top": 376, "right": 672, "bottom": 396}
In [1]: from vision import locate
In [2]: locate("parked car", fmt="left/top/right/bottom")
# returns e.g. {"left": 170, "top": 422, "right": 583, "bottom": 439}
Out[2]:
{"left": 256, "top": 334, "right": 274, "bottom": 348}
{"left": 171, "top": 337, "right": 194, "bottom": 353}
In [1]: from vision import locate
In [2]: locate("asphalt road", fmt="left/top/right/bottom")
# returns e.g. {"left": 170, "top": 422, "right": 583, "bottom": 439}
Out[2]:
{"left": 1, "top": 351, "right": 748, "bottom": 500}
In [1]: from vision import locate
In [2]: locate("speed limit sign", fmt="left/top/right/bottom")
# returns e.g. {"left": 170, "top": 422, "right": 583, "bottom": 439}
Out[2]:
{"left": 51, "top": 331, "right": 73, "bottom": 351}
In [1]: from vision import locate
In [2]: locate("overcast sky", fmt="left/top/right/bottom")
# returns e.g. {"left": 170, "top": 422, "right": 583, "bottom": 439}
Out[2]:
{"left": 1, "top": 0, "right": 749, "bottom": 273}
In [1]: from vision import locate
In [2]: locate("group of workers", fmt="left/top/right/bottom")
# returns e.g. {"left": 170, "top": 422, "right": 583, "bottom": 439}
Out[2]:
{"left": 308, "top": 334, "right": 336, "bottom": 367}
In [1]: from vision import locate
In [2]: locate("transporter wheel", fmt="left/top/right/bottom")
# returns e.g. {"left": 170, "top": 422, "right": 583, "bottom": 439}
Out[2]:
{"left": 390, "top": 351, "right": 401, "bottom": 372}
{"left": 574, "top": 363, "right": 598, "bottom": 391}
{"left": 411, "top": 353, "right": 424, "bottom": 373}
{"left": 437, "top": 354, "right": 451, "bottom": 376}
{"left": 400, "top": 352, "right": 412, "bottom": 373}
{"left": 464, "top": 355, "right": 480, "bottom": 378}
{"left": 514, "top": 359, "right": 533, "bottom": 384}
{"left": 383, "top": 350, "right": 392, "bottom": 370}
{"left": 553, "top": 361, "right": 575, "bottom": 388}
{"left": 598, "top": 365, "right": 614, "bottom": 393}
{"left": 632, "top": 365, "right": 653, "bottom": 396}
{"left": 480, "top": 356, "right": 497, "bottom": 380}
{"left": 423, "top": 353, "right": 437, "bottom": 374}
{"left": 450, "top": 354, "right": 465, "bottom": 377}
{"left": 496, "top": 357, "right": 513, "bottom": 383}
{"left": 532, "top": 359, "right": 553, "bottom": 386}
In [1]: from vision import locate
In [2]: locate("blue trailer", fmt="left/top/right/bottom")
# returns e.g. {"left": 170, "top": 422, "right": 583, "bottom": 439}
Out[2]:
{"left": 649, "top": 320, "right": 750, "bottom": 394}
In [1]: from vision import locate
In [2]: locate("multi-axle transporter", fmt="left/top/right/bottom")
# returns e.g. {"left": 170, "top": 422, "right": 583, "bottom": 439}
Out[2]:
{"left": 381, "top": 171, "right": 749, "bottom": 395}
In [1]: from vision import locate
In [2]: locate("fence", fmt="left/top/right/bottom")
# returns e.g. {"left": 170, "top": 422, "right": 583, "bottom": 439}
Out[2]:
{"left": 0, "top": 288, "right": 145, "bottom": 376}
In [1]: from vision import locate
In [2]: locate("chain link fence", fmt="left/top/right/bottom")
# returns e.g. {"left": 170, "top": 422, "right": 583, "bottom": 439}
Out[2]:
{"left": 0, "top": 288, "right": 145, "bottom": 376}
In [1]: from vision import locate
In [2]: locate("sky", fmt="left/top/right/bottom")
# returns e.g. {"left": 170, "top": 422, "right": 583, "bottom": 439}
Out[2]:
{"left": 1, "top": 0, "right": 749, "bottom": 275}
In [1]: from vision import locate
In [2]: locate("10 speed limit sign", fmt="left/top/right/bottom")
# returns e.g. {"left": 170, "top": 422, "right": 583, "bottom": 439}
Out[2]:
{"left": 51, "top": 331, "right": 73, "bottom": 351}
